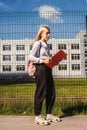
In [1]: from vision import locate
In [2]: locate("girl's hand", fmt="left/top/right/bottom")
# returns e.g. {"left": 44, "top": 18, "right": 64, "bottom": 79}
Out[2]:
{"left": 42, "top": 57, "right": 52, "bottom": 64}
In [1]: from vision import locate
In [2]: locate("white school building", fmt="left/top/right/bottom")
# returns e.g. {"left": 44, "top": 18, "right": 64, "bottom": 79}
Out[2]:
{"left": 0, "top": 30, "right": 87, "bottom": 79}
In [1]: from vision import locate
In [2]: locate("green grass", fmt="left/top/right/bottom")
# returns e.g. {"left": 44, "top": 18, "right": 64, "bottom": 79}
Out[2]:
{"left": 0, "top": 100, "right": 87, "bottom": 116}
{"left": 0, "top": 83, "right": 35, "bottom": 98}
{"left": 0, "top": 78, "right": 87, "bottom": 115}
{"left": 0, "top": 79, "right": 87, "bottom": 98}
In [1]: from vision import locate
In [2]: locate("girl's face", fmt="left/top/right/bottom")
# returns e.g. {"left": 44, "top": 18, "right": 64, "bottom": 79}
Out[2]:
{"left": 41, "top": 29, "right": 50, "bottom": 42}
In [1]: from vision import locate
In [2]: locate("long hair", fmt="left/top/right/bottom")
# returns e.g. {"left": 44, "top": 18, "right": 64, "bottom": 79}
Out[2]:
{"left": 34, "top": 25, "right": 50, "bottom": 43}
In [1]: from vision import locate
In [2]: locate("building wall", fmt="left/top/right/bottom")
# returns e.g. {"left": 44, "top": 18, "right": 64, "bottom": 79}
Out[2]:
{"left": 0, "top": 31, "right": 86, "bottom": 78}
{"left": 49, "top": 38, "right": 85, "bottom": 78}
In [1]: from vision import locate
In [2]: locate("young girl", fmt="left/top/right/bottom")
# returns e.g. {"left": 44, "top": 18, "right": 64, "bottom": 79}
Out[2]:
{"left": 29, "top": 25, "right": 61, "bottom": 125}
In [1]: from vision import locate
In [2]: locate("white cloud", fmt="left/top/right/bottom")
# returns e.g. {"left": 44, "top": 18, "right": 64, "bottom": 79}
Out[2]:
{"left": 37, "top": 5, "right": 63, "bottom": 24}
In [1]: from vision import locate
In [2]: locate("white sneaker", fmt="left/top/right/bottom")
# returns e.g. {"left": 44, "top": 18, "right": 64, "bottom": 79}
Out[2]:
{"left": 34, "top": 115, "right": 50, "bottom": 126}
{"left": 46, "top": 114, "right": 61, "bottom": 122}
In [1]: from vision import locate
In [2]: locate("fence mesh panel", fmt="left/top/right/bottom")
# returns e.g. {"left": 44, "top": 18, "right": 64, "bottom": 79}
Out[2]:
{"left": 0, "top": 11, "right": 87, "bottom": 115}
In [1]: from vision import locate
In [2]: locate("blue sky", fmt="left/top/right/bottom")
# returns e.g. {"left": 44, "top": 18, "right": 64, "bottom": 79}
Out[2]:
{"left": 0, "top": 0, "right": 87, "bottom": 11}
{"left": 0, "top": 0, "right": 87, "bottom": 39}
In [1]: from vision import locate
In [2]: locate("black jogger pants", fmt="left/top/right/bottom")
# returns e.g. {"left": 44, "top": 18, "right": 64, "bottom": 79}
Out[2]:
{"left": 34, "top": 64, "right": 55, "bottom": 115}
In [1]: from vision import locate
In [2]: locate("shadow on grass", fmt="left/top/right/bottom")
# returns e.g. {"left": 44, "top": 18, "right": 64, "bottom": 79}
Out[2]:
{"left": 60, "top": 100, "right": 87, "bottom": 117}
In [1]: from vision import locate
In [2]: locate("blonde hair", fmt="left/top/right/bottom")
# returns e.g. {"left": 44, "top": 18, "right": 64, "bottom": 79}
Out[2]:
{"left": 34, "top": 25, "right": 50, "bottom": 42}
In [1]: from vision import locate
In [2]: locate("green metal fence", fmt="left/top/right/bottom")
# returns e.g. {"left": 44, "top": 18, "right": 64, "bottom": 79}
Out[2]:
{"left": 0, "top": 11, "right": 87, "bottom": 115}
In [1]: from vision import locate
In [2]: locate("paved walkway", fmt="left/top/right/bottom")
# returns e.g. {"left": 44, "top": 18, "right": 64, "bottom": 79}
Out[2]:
{"left": 0, "top": 115, "right": 87, "bottom": 130}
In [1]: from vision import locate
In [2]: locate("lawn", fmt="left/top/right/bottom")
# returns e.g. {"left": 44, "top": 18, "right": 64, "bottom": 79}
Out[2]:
{"left": 0, "top": 78, "right": 87, "bottom": 115}
{"left": 0, "top": 78, "right": 87, "bottom": 98}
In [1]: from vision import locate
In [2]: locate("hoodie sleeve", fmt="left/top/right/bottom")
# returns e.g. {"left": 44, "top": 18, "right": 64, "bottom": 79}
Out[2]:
{"left": 28, "top": 41, "right": 42, "bottom": 63}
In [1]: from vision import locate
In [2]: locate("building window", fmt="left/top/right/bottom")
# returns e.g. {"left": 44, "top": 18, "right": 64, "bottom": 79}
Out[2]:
{"left": 16, "top": 55, "right": 25, "bottom": 61}
{"left": 85, "top": 50, "right": 87, "bottom": 57}
{"left": 71, "top": 54, "right": 80, "bottom": 60}
{"left": 30, "top": 45, "right": 32, "bottom": 50}
{"left": 48, "top": 44, "right": 52, "bottom": 50}
{"left": 16, "top": 45, "right": 25, "bottom": 50}
{"left": 3, "top": 45, "right": 11, "bottom": 51}
{"left": 84, "top": 44, "right": 87, "bottom": 47}
{"left": 85, "top": 54, "right": 87, "bottom": 57}
{"left": 84, "top": 39, "right": 87, "bottom": 43}
{"left": 84, "top": 34, "right": 87, "bottom": 37}
{"left": 3, "top": 55, "right": 11, "bottom": 61}
{"left": 58, "top": 44, "right": 66, "bottom": 49}
{"left": 72, "top": 64, "right": 80, "bottom": 70}
{"left": 59, "top": 64, "right": 67, "bottom": 70}
{"left": 71, "top": 44, "right": 79, "bottom": 49}
{"left": 85, "top": 60, "right": 87, "bottom": 64}
{"left": 3, "top": 65, "right": 11, "bottom": 71}
{"left": 84, "top": 34, "right": 87, "bottom": 42}
{"left": 16, "top": 65, "right": 25, "bottom": 71}
{"left": 85, "top": 50, "right": 87, "bottom": 53}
